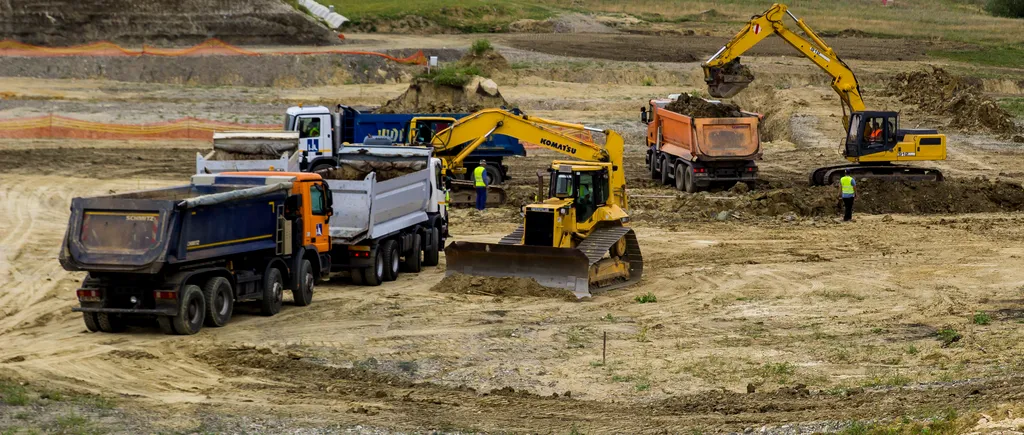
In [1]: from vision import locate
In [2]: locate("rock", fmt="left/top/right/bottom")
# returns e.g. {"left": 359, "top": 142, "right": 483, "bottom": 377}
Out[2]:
{"left": 476, "top": 78, "right": 500, "bottom": 97}
{"left": 746, "top": 383, "right": 756, "bottom": 394}
{"left": 715, "top": 210, "right": 731, "bottom": 221}
{"left": 730, "top": 181, "right": 750, "bottom": 194}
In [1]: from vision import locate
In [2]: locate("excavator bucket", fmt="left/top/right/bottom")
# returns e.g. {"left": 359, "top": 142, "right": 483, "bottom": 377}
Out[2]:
{"left": 705, "top": 59, "right": 755, "bottom": 98}
{"left": 447, "top": 180, "right": 506, "bottom": 207}
{"left": 445, "top": 242, "right": 593, "bottom": 298}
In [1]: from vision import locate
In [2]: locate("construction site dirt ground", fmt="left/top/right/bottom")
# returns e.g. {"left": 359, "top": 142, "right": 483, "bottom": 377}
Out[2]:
{"left": 2, "top": 32, "right": 1024, "bottom": 433}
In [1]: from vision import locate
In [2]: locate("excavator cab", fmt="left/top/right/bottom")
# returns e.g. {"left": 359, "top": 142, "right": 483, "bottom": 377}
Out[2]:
{"left": 704, "top": 58, "right": 755, "bottom": 98}
{"left": 845, "top": 112, "right": 898, "bottom": 157}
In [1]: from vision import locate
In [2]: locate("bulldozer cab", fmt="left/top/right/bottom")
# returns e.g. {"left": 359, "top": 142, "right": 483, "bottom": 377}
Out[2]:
{"left": 550, "top": 165, "right": 609, "bottom": 223}
{"left": 845, "top": 111, "right": 898, "bottom": 157}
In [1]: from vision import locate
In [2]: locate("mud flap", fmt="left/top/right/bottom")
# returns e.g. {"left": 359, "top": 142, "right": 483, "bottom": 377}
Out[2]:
{"left": 445, "top": 242, "right": 593, "bottom": 298}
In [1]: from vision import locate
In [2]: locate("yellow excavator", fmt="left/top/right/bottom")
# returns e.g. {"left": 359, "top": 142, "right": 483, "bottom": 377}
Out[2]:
{"left": 703, "top": 3, "right": 947, "bottom": 185}
{"left": 437, "top": 109, "right": 643, "bottom": 298}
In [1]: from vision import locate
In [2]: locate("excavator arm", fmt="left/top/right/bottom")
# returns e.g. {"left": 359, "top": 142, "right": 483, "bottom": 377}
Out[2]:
{"left": 703, "top": 3, "right": 866, "bottom": 127}
{"left": 430, "top": 108, "right": 627, "bottom": 204}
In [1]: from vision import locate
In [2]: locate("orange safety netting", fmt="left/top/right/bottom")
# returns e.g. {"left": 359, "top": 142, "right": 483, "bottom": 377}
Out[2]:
{"left": 0, "top": 38, "right": 427, "bottom": 65}
{"left": 0, "top": 115, "right": 280, "bottom": 141}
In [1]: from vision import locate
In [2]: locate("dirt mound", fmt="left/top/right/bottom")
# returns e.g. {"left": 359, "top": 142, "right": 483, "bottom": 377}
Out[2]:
{"left": 376, "top": 77, "right": 508, "bottom": 114}
{"left": 665, "top": 93, "right": 745, "bottom": 118}
{"left": 0, "top": 0, "right": 336, "bottom": 45}
{"left": 459, "top": 49, "right": 511, "bottom": 76}
{"left": 431, "top": 274, "right": 575, "bottom": 299}
{"left": 316, "top": 160, "right": 426, "bottom": 182}
{"left": 887, "top": 67, "right": 1019, "bottom": 136}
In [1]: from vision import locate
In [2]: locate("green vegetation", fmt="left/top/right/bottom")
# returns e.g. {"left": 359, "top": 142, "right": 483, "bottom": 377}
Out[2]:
{"left": 418, "top": 64, "right": 483, "bottom": 87}
{"left": 838, "top": 409, "right": 964, "bottom": 435}
{"left": 283, "top": 0, "right": 312, "bottom": 16}
{"left": 972, "top": 311, "right": 992, "bottom": 325}
{"left": 863, "top": 372, "right": 912, "bottom": 387}
{"left": 321, "top": 0, "right": 553, "bottom": 33}
{"left": 986, "top": 0, "right": 1024, "bottom": 18}
{"left": 471, "top": 39, "right": 493, "bottom": 55}
{"left": 0, "top": 380, "right": 30, "bottom": 406}
{"left": 936, "top": 326, "right": 962, "bottom": 346}
{"left": 757, "top": 362, "right": 796, "bottom": 382}
{"left": 930, "top": 47, "right": 1024, "bottom": 69}
{"left": 634, "top": 292, "right": 657, "bottom": 304}
{"left": 998, "top": 97, "right": 1024, "bottom": 117}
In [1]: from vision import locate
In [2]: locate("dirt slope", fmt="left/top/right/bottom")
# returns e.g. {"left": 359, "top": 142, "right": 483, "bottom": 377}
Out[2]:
{"left": 0, "top": 0, "right": 336, "bottom": 45}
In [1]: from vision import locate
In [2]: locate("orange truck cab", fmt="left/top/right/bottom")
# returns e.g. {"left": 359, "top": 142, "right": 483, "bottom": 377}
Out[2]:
{"left": 641, "top": 98, "right": 762, "bottom": 193}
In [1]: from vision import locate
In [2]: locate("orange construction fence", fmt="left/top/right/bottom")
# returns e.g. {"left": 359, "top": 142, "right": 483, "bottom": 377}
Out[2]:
{"left": 0, "top": 38, "right": 427, "bottom": 65}
{"left": 0, "top": 115, "right": 280, "bottom": 141}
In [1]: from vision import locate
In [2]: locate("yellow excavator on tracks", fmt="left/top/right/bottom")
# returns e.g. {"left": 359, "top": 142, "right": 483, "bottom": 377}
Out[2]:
{"left": 703, "top": 2, "right": 947, "bottom": 186}
{"left": 438, "top": 109, "right": 643, "bottom": 298}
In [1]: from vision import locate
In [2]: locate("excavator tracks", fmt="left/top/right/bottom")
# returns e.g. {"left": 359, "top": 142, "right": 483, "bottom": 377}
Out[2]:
{"left": 810, "top": 164, "right": 944, "bottom": 186}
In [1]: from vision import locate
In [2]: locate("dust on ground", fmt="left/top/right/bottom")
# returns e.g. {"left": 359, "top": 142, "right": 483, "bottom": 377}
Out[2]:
{"left": 431, "top": 273, "right": 576, "bottom": 299}
{"left": 665, "top": 93, "right": 746, "bottom": 118}
{"left": 888, "top": 67, "right": 1020, "bottom": 136}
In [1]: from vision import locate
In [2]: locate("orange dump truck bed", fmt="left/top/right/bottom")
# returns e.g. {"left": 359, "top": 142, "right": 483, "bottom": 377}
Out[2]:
{"left": 643, "top": 99, "right": 762, "bottom": 192}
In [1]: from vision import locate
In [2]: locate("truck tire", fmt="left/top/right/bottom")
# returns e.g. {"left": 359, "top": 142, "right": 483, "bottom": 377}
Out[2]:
{"left": 684, "top": 165, "right": 697, "bottom": 193}
{"left": 97, "top": 313, "right": 125, "bottom": 333}
{"left": 423, "top": 227, "right": 440, "bottom": 267}
{"left": 202, "top": 276, "right": 233, "bottom": 327}
{"left": 82, "top": 312, "right": 100, "bottom": 332}
{"left": 660, "top": 157, "right": 672, "bottom": 185}
{"left": 484, "top": 164, "right": 503, "bottom": 184}
{"left": 648, "top": 152, "right": 659, "bottom": 180}
{"left": 401, "top": 233, "right": 423, "bottom": 273}
{"left": 674, "top": 164, "right": 686, "bottom": 191}
{"left": 172, "top": 285, "right": 205, "bottom": 335}
{"left": 261, "top": 268, "right": 284, "bottom": 316}
{"left": 310, "top": 162, "right": 334, "bottom": 173}
{"left": 293, "top": 259, "right": 314, "bottom": 307}
{"left": 362, "top": 250, "right": 385, "bottom": 286}
{"left": 382, "top": 240, "right": 400, "bottom": 282}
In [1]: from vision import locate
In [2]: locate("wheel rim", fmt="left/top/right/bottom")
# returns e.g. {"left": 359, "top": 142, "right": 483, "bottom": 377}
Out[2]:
{"left": 273, "top": 281, "right": 282, "bottom": 305}
{"left": 391, "top": 250, "right": 399, "bottom": 274}
{"left": 216, "top": 289, "right": 229, "bottom": 316}
{"left": 376, "top": 255, "right": 384, "bottom": 278}
{"left": 304, "top": 272, "right": 314, "bottom": 296}
{"left": 188, "top": 298, "right": 201, "bottom": 325}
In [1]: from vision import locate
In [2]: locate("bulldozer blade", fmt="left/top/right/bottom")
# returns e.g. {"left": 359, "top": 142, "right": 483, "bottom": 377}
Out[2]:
{"left": 448, "top": 182, "right": 506, "bottom": 207}
{"left": 445, "top": 241, "right": 594, "bottom": 298}
{"left": 707, "top": 79, "right": 752, "bottom": 98}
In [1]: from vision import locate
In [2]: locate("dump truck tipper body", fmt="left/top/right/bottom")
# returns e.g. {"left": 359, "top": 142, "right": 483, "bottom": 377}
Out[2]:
{"left": 196, "top": 131, "right": 301, "bottom": 174}
{"left": 320, "top": 144, "right": 448, "bottom": 285}
{"left": 60, "top": 172, "right": 333, "bottom": 335}
{"left": 642, "top": 98, "right": 762, "bottom": 192}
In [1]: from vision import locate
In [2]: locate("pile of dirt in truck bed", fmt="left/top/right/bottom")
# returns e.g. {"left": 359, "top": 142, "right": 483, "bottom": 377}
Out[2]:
{"left": 375, "top": 77, "right": 509, "bottom": 114}
{"left": 431, "top": 274, "right": 576, "bottom": 300}
{"left": 631, "top": 179, "right": 1024, "bottom": 221}
{"left": 665, "top": 93, "right": 746, "bottom": 118}
{"left": 206, "top": 150, "right": 284, "bottom": 161}
{"left": 887, "top": 67, "right": 1019, "bottom": 136}
{"left": 316, "top": 160, "right": 427, "bottom": 182}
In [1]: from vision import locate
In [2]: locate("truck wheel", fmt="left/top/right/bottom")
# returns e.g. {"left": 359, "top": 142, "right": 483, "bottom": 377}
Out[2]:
{"left": 97, "top": 313, "right": 125, "bottom": 333}
{"left": 648, "top": 151, "right": 659, "bottom": 180}
{"left": 401, "top": 233, "right": 423, "bottom": 273}
{"left": 293, "top": 259, "right": 314, "bottom": 307}
{"left": 310, "top": 162, "right": 334, "bottom": 173}
{"left": 423, "top": 227, "right": 440, "bottom": 267}
{"left": 363, "top": 249, "right": 385, "bottom": 286}
{"left": 660, "top": 157, "right": 672, "bottom": 185}
{"left": 157, "top": 317, "right": 175, "bottom": 335}
{"left": 674, "top": 164, "right": 686, "bottom": 191}
{"left": 82, "top": 312, "right": 100, "bottom": 332}
{"left": 173, "top": 285, "right": 205, "bottom": 335}
{"left": 261, "top": 268, "right": 284, "bottom": 316}
{"left": 202, "top": 276, "right": 233, "bottom": 327}
{"left": 484, "top": 165, "right": 504, "bottom": 184}
{"left": 382, "top": 240, "right": 400, "bottom": 282}
{"left": 684, "top": 165, "right": 696, "bottom": 193}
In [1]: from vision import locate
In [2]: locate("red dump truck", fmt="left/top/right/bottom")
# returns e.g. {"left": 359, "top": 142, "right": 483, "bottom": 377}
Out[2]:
{"left": 641, "top": 97, "right": 762, "bottom": 192}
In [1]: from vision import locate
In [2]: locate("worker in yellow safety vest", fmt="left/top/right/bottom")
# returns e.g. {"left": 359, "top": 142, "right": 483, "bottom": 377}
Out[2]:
{"left": 473, "top": 160, "right": 489, "bottom": 211}
{"left": 840, "top": 169, "right": 856, "bottom": 221}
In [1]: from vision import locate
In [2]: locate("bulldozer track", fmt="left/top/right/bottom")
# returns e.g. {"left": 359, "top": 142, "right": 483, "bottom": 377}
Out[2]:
{"left": 576, "top": 226, "right": 644, "bottom": 295}
{"left": 498, "top": 226, "right": 524, "bottom": 245}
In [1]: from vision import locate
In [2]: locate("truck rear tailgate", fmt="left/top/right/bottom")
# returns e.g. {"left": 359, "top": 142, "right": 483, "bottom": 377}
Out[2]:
{"left": 693, "top": 117, "right": 761, "bottom": 159}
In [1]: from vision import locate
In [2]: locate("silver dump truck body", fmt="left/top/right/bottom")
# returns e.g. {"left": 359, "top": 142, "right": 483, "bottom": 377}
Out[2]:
{"left": 324, "top": 145, "right": 441, "bottom": 246}
{"left": 196, "top": 131, "right": 301, "bottom": 174}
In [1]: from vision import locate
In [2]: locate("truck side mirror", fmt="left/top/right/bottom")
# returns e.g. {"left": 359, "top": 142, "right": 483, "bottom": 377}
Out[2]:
{"left": 284, "top": 195, "right": 302, "bottom": 220}
{"left": 323, "top": 184, "right": 334, "bottom": 210}
{"left": 640, "top": 107, "right": 648, "bottom": 124}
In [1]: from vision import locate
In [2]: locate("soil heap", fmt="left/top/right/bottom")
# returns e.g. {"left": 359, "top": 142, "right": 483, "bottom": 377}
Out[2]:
{"left": 431, "top": 274, "right": 576, "bottom": 300}
{"left": 316, "top": 160, "right": 426, "bottom": 182}
{"left": 459, "top": 48, "right": 511, "bottom": 77}
{"left": 887, "top": 67, "right": 1019, "bottom": 136}
{"left": 665, "top": 93, "right": 746, "bottom": 118}
{"left": 376, "top": 77, "right": 508, "bottom": 114}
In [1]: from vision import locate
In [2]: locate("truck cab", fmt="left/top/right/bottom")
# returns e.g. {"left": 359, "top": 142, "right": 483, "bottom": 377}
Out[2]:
{"left": 285, "top": 105, "right": 339, "bottom": 172}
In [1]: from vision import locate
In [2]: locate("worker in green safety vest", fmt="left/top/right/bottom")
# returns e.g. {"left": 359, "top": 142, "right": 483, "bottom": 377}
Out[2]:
{"left": 473, "top": 160, "right": 489, "bottom": 211}
{"left": 840, "top": 169, "right": 856, "bottom": 221}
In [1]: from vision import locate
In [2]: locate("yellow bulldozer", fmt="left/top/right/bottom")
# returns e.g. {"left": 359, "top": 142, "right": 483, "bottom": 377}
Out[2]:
{"left": 437, "top": 109, "right": 644, "bottom": 298}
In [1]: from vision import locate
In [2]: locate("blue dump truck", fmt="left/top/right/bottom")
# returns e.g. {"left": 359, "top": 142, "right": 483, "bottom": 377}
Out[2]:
{"left": 60, "top": 172, "right": 333, "bottom": 335}
{"left": 283, "top": 104, "right": 525, "bottom": 184}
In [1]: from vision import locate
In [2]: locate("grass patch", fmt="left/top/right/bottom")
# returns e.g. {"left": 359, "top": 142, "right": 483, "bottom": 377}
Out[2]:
{"left": 52, "top": 413, "right": 101, "bottom": 435}
{"left": 998, "top": 97, "right": 1024, "bottom": 118}
{"left": 601, "top": 313, "right": 617, "bottom": 323}
{"left": 930, "top": 47, "right": 1024, "bottom": 69}
{"left": 863, "top": 372, "right": 912, "bottom": 388}
{"left": 322, "top": 0, "right": 553, "bottom": 33}
{"left": 566, "top": 326, "right": 591, "bottom": 349}
{"left": 972, "top": 311, "right": 992, "bottom": 325}
{"left": 635, "top": 325, "right": 651, "bottom": 343}
{"left": 634, "top": 292, "right": 657, "bottom": 304}
{"left": 417, "top": 64, "right": 483, "bottom": 86}
{"left": 471, "top": 39, "right": 493, "bottom": 56}
{"left": 0, "top": 380, "right": 30, "bottom": 406}
{"left": 757, "top": 362, "right": 796, "bottom": 382}
{"left": 936, "top": 326, "right": 962, "bottom": 346}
